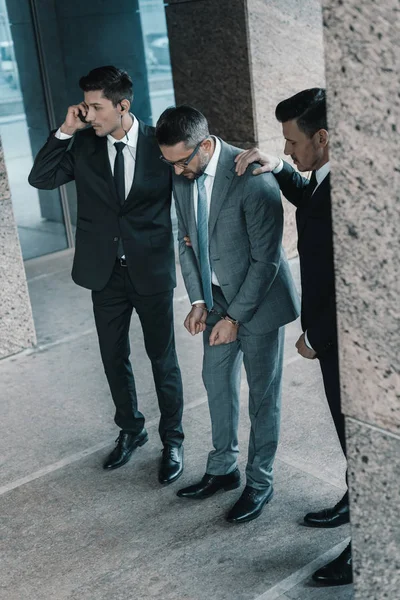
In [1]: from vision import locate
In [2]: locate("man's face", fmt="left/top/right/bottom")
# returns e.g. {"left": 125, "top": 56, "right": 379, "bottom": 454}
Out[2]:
{"left": 83, "top": 90, "right": 122, "bottom": 137}
{"left": 282, "top": 119, "right": 327, "bottom": 172}
{"left": 159, "top": 140, "right": 211, "bottom": 180}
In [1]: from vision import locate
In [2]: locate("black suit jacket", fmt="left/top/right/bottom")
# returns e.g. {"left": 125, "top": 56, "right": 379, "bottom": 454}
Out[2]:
{"left": 274, "top": 161, "right": 337, "bottom": 357}
{"left": 28, "top": 121, "right": 176, "bottom": 294}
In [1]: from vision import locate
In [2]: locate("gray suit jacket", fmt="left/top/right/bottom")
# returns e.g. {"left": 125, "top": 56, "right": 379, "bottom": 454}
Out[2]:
{"left": 173, "top": 139, "right": 300, "bottom": 334}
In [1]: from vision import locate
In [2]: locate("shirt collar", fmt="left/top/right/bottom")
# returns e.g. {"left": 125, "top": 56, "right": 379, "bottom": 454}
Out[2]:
{"left": 315, "top": 161, "right": 330, "bottom": 185}
{"left": 204, "top": 137, "right": 221, "bottom": 178}
{"left": 107, "top": 113, "right": 139, "bottom": 149}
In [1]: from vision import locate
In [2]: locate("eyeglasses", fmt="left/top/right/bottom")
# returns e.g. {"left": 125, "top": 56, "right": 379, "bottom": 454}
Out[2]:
{"left": 159, "top": 139, "right": 207, "bottom": 168}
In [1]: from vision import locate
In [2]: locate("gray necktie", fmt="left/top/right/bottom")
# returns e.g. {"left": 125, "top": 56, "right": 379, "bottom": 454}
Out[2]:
{"left": 196, "top": 174, "right": 213, "bottom": 311}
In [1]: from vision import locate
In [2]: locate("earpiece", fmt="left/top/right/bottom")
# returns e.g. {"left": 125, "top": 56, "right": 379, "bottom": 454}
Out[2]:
{"left": 119, "top": 102, "right": 130, "bottom": 142}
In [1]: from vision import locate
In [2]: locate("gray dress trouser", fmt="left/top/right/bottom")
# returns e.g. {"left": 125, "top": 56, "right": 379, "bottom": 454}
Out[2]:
{"left": 202, "top": 286, "right": 285, "bottom": 490}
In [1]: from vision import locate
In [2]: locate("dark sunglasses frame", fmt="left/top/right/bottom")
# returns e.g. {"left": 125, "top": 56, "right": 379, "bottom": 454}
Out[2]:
{"left": 159, "top": 138, "right": 207, "bottom": 168}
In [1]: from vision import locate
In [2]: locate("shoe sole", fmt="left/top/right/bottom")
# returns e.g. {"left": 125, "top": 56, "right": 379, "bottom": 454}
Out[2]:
{"left": 227, "top": 491, "right": 274, "bottom": 524}
{"left": 177, "top": 479, "right": 241, "bottom": 499}
{"left": 312, "top": 577, "right": 353, "bottom": 586}
{"left": 103, "top": 433, "right": 149, "bottom": 470}
{"left": 304, "top": 517, "right": 350, "bottom": 528}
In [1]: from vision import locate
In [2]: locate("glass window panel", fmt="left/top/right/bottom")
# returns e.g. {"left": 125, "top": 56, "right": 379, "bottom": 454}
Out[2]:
{"left": 0, "top": 0, "right": 68, "bottom": 260}
{"left": 138, "top": 0, "right": 175, "bottom": 124}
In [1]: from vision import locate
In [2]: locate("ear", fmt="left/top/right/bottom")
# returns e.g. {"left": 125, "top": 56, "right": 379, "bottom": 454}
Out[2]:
{"left": 318, "top": 128, "right": 329, "bottom": 147}
{"left": 119, "top": 100, "right": 130, "bottom": 113}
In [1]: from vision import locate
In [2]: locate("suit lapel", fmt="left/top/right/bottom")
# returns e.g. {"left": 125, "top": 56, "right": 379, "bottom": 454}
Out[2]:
{"left": 124, "top": 123, "right": 147, "bottom": 206}
{"left": 178, "top": 179, "right": 199, "bottom": 259}
{"left": 208, "top": 140, "right": 235, "bottom": 240}
{"left": 186, "top": 183, "right": 199, "bottom": 258}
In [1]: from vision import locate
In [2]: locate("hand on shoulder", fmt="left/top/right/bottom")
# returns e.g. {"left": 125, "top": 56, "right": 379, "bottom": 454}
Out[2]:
{"left": 235, "top": 148, "right": 281, "bottom": 176}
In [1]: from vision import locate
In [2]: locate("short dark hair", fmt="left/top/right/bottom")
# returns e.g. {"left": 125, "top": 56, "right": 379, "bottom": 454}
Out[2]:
{"left": 79, "top": 66, "right": 133, "bottom": 106}
{"left": 156, "top": 105, "right": 210, "bottom": 148}
{"left": 275, "top": 88, "right": 327, "bottom": 137}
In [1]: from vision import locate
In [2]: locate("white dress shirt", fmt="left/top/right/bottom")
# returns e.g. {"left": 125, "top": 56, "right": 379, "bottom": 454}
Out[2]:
{"left": 273, "top": 159, "right": 331, "bottom": 351}
{"left": 191, "top": 137, "right": 222, "bottom": 305}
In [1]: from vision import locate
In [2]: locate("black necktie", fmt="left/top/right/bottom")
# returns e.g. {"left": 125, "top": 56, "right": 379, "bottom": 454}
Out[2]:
{"left": 113, "top": 142, "right": 126, "bottom": 205}
{"left": 303, "top": 170, "right": 318, "bottom": 201}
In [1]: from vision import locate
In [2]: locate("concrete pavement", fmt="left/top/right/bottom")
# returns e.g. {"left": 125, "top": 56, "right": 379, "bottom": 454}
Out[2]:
{"left": 0, "top": 251, "right": 352, "bottom": 600}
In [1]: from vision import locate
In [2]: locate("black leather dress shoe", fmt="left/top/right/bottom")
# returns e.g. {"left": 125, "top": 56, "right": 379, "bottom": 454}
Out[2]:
{"left": 304, "top": 492, "right": 349, "bottom": 528}
{"left": 226, "top": 485, "right": 273, "bottom": 523}
{"left": 103, "top": 429, "right": 148, "bottom": 470}
{"left": 177, "top": 469, "right": 241, "bottom": 499}
{"left": 312, "top": 542, "right": 353, "bottom": 586}
{"left": 159, "top": 445, "right": 184, "bottom": 484}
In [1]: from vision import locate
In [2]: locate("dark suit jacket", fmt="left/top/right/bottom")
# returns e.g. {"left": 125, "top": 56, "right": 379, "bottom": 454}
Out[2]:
{"left": 274, "top": 161, "right": 337, "bottom": 357}
{"left": 28, "top": 121, "right": 176, "bottom": 294}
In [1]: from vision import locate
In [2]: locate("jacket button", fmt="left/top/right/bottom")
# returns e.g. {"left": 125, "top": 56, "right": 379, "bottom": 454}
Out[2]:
{"left": 113, "top": 237, "right": 119, "bottom": 242}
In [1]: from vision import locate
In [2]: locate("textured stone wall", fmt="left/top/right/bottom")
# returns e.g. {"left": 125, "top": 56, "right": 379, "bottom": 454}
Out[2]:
{"left": 322, "top": 1, "right": 400, "bottom": 597}
{"left": 0, "top": 137, "right": 36, "bottom": 358}
{"left": 166, "top": 0, "right": 325, "bottom": 258}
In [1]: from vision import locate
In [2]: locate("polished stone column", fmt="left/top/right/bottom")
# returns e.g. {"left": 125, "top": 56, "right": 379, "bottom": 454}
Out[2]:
{"left": 322, "top": 1, "right": 400, "bottom": 596}
{"left": 166, "top": 0, "right": 325, "bottom": 255}
{"left": 0, "top": 137, "right": 36, "bottom": 359}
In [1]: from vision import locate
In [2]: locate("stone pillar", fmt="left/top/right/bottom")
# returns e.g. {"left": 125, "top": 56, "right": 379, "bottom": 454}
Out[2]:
{"left": 165, "top": 0, "right": 325, "bottom": 256}
{"left": 0, "top": 136, "right": 36, "bottom": 358}
{"left": 322, "top": 1, "right": 400, "bottom": 597}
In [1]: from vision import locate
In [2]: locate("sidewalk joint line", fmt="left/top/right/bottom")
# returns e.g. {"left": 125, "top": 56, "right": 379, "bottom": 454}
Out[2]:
{"left": 0, "top": 354, "right": 307, "bottom": 495}
{"left": 346, "top": 416, "right": 400, "bottom": 442}
{"left": 0, "top": 394, "right": 208, "bottom": 497}
{"left": 252, "top": 537, "right": 351, "bottom": 600}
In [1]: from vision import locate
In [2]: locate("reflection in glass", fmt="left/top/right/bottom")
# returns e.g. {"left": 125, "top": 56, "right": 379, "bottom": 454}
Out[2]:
{"left": 138, "top": 0, "right": 175, "bottom": 124}
{"left": 138, "top": 0, "right": 178, "bottom": 235}
{"left": 0, "top": 0, "right": 67, "bottom": 260}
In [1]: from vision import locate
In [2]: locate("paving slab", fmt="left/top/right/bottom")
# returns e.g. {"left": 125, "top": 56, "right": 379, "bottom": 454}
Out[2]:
{"left": 0, "top": 254, "right": 353, "bottom": 600}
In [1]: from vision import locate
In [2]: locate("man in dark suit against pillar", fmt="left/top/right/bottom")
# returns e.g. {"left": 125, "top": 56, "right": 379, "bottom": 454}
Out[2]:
{"left": 28, "top": 66, "right": 184, "bottom": 484}
{"left": 235, "top": 88, "right": 352, "bottom": 586}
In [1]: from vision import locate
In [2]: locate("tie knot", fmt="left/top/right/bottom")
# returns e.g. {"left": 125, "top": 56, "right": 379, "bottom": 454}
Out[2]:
{"left": 196, "top": 173, "right": 207, "bottom": 187}
{"left": 114, "top": 142, "right": 126, "bottom": 154}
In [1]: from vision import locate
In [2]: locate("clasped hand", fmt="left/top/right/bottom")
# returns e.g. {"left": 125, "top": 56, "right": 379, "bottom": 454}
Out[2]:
{"left": 184, "top": 306, "right": 238, "bottom": 346}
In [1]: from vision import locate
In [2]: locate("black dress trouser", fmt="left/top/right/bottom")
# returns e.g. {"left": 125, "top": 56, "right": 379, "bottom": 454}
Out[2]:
{"left": 319, "top": 348, "right": 347, "bottom": 457}
{"left": 92, "top": 261, "right": 184, "bottom": 447}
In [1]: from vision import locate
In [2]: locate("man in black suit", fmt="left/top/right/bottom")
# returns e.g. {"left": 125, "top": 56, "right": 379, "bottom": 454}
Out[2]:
{"left": 235, "top": 88, "right": 352, "bottom": 586}
{"left": 29, "top": 66, "right": 184, "bottom": 484}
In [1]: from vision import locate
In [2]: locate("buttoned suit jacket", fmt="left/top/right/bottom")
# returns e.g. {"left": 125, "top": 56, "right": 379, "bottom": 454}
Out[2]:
{"left": 173, "top": 139, "right": 300, "bottom": 335}
{"left": 28, "top": 121, "right": 176, "bottom": 294}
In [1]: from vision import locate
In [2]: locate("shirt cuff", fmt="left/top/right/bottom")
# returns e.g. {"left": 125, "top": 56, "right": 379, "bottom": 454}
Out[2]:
{"left": 272, "top": 159, "right": 284, "bottom": 174}
{"left": 304, "top": 330, "right": 314, "bottom": 350}
{"left": 55, "top": 128, "right": 73, "bottom": 140}
{"left": 192, "top": 300, "right": 206, "bottom": 305}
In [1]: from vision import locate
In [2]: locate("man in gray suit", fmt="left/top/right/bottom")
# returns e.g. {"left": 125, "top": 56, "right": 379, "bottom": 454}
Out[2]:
{"left": 156, "top": 106, "right": 300, "bottom": 523}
